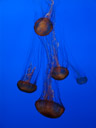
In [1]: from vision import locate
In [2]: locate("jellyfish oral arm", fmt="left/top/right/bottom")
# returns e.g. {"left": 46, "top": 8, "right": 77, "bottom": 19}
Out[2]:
{"left": 45, "top": 0, "right": 54, "bottom": 19}
{"left": 23, "top": 65, "right": 36, "bottom": 83}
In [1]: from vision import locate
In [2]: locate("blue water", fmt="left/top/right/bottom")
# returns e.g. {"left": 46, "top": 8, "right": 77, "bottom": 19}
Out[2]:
{"left": 0, "top": 0, "right": 96, "bottom": 128}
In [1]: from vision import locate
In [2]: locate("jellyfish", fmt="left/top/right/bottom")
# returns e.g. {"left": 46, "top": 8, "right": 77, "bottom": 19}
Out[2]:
{"left": 35, "top": 67, "right": 65, "bottom": 118}
{"left": 60, "top": 40, "right": 88, "bottom": 85}
{"left": 69, "top": 63, "right": 88, "bottom": 85}
{"left": 49, "top": 30, "right": 69, "bottom": 80}
{"left": 17, "top": 64, "right": 37, "bottom": 93}
{"left": 34, "top": 0, "right": 54, "bottom": 36}
{"left": 17, "top": 37, "right": 42, "bottom": 92}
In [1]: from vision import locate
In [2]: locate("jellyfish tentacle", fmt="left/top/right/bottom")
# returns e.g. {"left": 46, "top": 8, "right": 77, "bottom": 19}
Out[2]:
{"left": 69, "top": 62, "right": 81, "bottom": 77}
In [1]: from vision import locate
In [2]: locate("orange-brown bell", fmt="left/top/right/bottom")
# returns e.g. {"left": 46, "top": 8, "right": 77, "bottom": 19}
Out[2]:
{"left": 35, "top": 99, "right": 65, "bottom": 118}
{"left": 17, "top": 80, "right": 37, "bottom": 93}
{"left": 34, "top": 17, "right": 53, "bottom": 36}
{"left": 51, "top": 67, "right": 69, "bottom": 80}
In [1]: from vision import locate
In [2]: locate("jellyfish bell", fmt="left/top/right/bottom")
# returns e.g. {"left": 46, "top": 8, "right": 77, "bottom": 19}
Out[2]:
{"left": 35, "top": 99, "right": 65, "bottom": 118}
{"left": 51, "top": 66, "right": 69, "bottom": 80}
{"left": 76, "top": 76, "right": 88, "bottom": 85}
{"left": 34, "top": 17, "right": 53, "bottom": 36}
{"left": 17, "top": 80, "right": 37, "bottom": 93}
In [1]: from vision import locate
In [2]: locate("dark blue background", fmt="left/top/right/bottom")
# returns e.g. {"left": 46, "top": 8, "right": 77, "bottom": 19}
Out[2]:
{"left": 0, "top": 0, "right": 96, "bottom": 128}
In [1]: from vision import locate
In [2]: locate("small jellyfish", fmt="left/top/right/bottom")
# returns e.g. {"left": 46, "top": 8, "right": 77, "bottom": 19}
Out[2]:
{"left": 76, "top": 76, "right": 88, "bottom": 85}
{"left": 34, "top": 0, "right": 54, "bottom": 36}
{"left": 35, "top": 68, "right": 65, "bottom": 118}
{"left": 51, "top": 66, "right": 69, "bottom": 80}
{"left": 69, "top": 62, "right": 88, "bottom": 85}
{"left": 59, "top": 40, "right": 88, "bottom": 85}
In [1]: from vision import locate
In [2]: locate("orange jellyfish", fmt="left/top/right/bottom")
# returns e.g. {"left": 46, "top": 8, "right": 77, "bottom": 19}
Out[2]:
{"left": 17, "top": 37, "right": 42, "bottom": 92}
{"left": 17, "top": 64, "right": 37, "bottom": 93}
{"left": 50, "top": 30, "right": 69, "bottom": 80}
{"left": 34, "top": 0, "right": 54, "bottom": 36}
{"left": 35, "top": 70, "right": 65, "bottom": 118}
